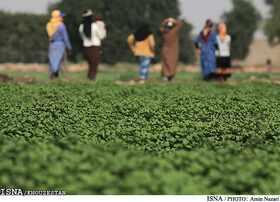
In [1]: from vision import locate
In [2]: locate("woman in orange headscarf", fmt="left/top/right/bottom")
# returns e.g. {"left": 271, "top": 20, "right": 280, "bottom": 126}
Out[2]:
{"left": 46, "top": 10, "right": 72, "bottom": 80}
{"left": 216, "top": 23, "right": 231, "bottom": 82}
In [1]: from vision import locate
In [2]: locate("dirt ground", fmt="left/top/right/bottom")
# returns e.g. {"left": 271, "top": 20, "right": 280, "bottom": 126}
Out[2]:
{"left": 115, "top": 77, "right": 280, "bottom": 85}
{"left": 0, "top": 62, "right": 280, "bottom": 85}
{"left": 0, "top": 74, "right": 38, "bottom": 84}
{"left": 0, "top": 62, "right": 279, "bottom": 73}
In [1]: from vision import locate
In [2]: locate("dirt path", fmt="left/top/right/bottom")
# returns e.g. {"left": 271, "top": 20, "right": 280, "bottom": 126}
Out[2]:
{"left": 0, "top": 74, "right": 38, "bottom": 84}
{"left": 115, "top": 78, "right": 280, "bottom": 85}
{"left": 1, "top": 73, "right": 280, "bottom": 86}
{"left": 1, "top": 62, "right": 280, "bottom": 73}
{"left": 1, "top": 63, "right": 280, "bottom": 85}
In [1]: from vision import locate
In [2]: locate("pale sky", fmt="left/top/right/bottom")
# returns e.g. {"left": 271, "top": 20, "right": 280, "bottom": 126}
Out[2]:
{"left": 0, "top": 0, "right": 270, "bottom": 38}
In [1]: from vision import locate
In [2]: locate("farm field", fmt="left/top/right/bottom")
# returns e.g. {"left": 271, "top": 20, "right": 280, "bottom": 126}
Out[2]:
{"left": 1, "top": 78, "right": 280, "bottom": 194}
{"left": 1, "top": 69, "right": 280, "bottom": 83}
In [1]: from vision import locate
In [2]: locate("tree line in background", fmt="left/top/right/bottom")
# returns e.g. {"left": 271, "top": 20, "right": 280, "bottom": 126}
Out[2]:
{"left": 0, "top": 0, "right": 273, "bottom": 65}
{"left": 264, "top": 0, "right": 280, "bottom": 45}
{"left": 49, "top": 0, "right": 196, "bottom": 64}
{"left": 221, "top": 0, "right": 260, "bottom": 60}
{"left": 0, "top": 11, "right": 49, "bottom": 63}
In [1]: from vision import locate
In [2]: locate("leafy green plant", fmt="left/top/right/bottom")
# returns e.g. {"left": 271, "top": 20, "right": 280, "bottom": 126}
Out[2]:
{"left": 1, "top": 81, "right": 280, "bottom": 194}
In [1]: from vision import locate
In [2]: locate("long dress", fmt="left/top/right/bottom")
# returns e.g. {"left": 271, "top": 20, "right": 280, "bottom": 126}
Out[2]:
{"left": 160, "top": 21, "right": 183, "bottom": 77}
{"left": 48, "top": 23, "right": 72, "bottom": 73}
{"left": 195, "top": 30, "right": 218, "bottom": 78}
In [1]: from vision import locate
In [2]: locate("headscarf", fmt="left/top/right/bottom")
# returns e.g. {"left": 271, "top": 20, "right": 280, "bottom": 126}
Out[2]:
{"left": 164, "top": 21, "right": 176, "bottom": 33}
{"left": 218, "top": 23, "right": 227, "bottom": 43}
{"left": 134, "top": 23, "right": 151, "bottom": 41}
{"left": 82, "top": 9, "right": 94, "bottom": 39}
{"left": 200, "top": 19, "right": 214, "bottom": 44}
{"left": 46, "top": 10, "right": 64, "bottom": 38}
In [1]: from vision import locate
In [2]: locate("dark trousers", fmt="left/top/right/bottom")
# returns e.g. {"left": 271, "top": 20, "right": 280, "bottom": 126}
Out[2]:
{"left": 85, "top": 46, "right": 101, "bottom": 80}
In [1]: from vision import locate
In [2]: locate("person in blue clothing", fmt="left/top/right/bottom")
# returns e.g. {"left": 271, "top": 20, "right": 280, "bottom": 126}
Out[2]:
{"left": 195, "top": 19, "right": 220, "bottom": 81}
{"left": 46, "top": 10, "right": 72, "bottom": 80}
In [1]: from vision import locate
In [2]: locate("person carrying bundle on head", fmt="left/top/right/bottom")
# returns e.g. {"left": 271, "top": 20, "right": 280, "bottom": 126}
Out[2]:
{"left": 79, "top": 9, "right": 105, "bottom": 82}
{"left": 159, "top": 17, "right": 183, "bottom": 82}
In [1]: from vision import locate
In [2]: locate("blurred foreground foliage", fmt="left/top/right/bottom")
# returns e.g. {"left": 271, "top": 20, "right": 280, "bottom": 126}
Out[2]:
{"left": 1, "top": 81, "right": 280, "bottom": 194}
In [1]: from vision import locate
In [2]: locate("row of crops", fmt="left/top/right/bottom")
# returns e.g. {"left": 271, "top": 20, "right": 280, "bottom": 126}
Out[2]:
{"left": 1, "top": 81, "right": 280, "bottom": 194}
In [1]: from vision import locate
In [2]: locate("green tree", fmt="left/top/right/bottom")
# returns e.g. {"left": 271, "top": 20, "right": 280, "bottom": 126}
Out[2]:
{"left": 0, "top": 11, "right": 49, "bottom": 63}
{"left": 221, "top": 0, "right": 261, "bottom": 60}
{"left": 49, "top": 0, "right": 195, "bottom": 64}
{"left": 264, "top": 0, "right": 280, "bottom": 45}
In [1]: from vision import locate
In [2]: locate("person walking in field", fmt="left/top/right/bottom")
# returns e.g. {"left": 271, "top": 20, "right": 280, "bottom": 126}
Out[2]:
{"left": 127, "top": 23, "right": 155, "bottom": 80}
{"left": 46, "top": 10, "right": 72, "bottom": 80}
{"left": 79, "top": 9, "right": 104, "bottom": 82}
{"left": 267, "top": 58, "right": 272, "bottom": 73}
{"left": 159, "top": 17, "right": 183, "bottom": 82}
{"left": 195, "top": 19, "right": 219, "bottom": 81}
{"left": 216, "top": 23, "right": 232, "bottom": 82}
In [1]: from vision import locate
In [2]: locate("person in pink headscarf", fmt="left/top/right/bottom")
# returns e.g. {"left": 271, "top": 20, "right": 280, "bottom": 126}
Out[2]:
{"left": 216, "top": 23, "right": 232, "bottom": 82}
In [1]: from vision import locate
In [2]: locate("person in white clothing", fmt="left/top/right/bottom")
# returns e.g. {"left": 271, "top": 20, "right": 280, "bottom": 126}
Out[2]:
{"left": 79, "top": 9, "right": 103, "bottom": 81}
{"left": 216, "top": 23, "right": 231, "bottom": 82}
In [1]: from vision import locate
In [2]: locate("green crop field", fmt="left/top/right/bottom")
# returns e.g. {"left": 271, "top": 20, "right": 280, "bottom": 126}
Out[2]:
{"left": 1, "top": 80, "right": 280, "bottom": 194}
